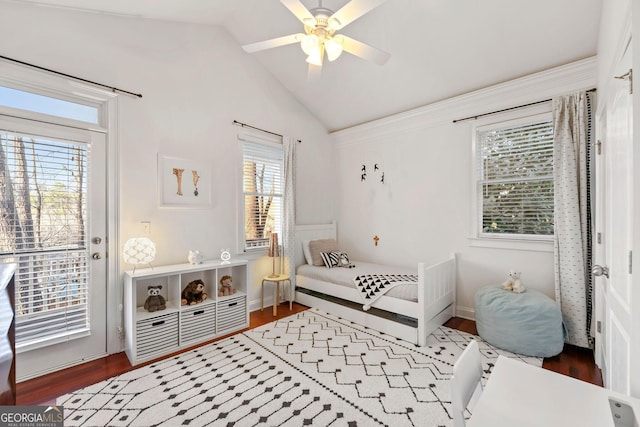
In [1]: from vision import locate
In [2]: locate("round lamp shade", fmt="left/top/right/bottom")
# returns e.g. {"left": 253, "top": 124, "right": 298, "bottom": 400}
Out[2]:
{"left": 123, "top": 237, "right": 156, "bottom": 265}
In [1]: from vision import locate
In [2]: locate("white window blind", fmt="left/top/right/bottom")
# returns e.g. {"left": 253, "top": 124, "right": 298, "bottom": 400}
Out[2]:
{"left": 0, "top": 132, "right": 90, "bottom": 349}
{"left": 241, "top": 140, "right": 283, "bottom": 251}
{"left": 477, "top": 116, "right": 554, "bottom": 238}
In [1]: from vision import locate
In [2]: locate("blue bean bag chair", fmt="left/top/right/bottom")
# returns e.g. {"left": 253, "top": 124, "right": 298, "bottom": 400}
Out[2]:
{"left": 475, "top": 285, "right": 566, "bottom": 357}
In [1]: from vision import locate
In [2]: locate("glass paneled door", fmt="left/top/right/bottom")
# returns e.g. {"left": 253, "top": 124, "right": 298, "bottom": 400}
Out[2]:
{"left": 0, "top": 116, "right": 107, "bottom": 380}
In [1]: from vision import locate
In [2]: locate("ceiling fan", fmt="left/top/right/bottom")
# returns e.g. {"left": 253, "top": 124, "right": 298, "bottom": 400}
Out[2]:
{"left": 242, "top": 0, "right": 390, "bottom": 70}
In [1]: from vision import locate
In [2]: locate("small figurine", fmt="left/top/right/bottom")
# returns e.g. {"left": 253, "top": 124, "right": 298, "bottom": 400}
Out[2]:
{"left": 188, "top": 250, "right": 204, "bottom": 265}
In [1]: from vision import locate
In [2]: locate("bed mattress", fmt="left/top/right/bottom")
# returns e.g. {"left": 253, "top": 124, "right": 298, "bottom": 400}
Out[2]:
{"left": 296, "top": 261, "right": 418, "bottom": 302}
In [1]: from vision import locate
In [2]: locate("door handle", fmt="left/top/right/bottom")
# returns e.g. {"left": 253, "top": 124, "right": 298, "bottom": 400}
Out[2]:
{"left": 592, "top": 264, "right": 609, "bottom": 278}
{"left": 92, "top": 252, "right": 103, "bottom": 260}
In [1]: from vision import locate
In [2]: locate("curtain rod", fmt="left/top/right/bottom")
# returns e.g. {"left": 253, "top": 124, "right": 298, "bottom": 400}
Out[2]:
{"left": 233, "top": 120, "right": 302, "bottom": 143}
{"left": 452, "top": 88, "right": 596, "bottom": 124}
{"left": 0, "top": 55, "right": 143, "bottom": 98}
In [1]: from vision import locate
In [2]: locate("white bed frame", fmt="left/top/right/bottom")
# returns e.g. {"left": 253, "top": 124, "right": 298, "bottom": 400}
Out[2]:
{"left": 294, "top": 221, "right": 456, "bottom": 346}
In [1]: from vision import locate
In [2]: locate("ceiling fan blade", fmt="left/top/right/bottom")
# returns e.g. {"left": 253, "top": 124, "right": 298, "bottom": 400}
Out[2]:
{"left": 330, "top": 0, "right": 386, "bottom": 30}
{"left": 242, "top": 34, "right": 303, "bottom": 53}
{"left": 280, "top": 0, "right": 316, "bottom": 26}
{"left": 341, "top": 35, "right": 390, "bottom": 65}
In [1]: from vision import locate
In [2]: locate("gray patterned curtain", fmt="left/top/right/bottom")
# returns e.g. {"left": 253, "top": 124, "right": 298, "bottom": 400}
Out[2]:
{"left": 552, "top": 91, "right": 594, "bottom": 349}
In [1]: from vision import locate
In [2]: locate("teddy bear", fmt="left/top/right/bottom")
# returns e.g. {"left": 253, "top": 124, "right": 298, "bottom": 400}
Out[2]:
{"left": 144, "top": 285, "right": 167, "bottom": 312}
{"left": 218, "top": 275, "right": 236, "bottom": 297}
{"left": 188, "top": 250, "right": 204, "bottom": 265}
{"left": 181, "top": 279, "right": 208, "bottom": 305}
{"left": 502, "top": 270, "right": 526, "bottom": 293}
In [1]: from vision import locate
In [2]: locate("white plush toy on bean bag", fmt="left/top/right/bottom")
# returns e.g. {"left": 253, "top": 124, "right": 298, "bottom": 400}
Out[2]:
{"left": 502, "top": 270, "right": 526, "bottom": 293}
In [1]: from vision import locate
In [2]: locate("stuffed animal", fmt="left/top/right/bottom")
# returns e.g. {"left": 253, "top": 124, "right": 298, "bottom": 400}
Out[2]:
{"left": 188, "top": 250, "right": 204, "bottom": 265}
{"left": 502, "top": 270, "right": 526, "bottom": 293}
{"left": 218, "top": 275, "right": 236, "bottom": 297}
{"left": 144, "top": 285, "right": 167, "bottom": 312}
{"left": 181, "top": 279, "right": 208, "bottom": 305}
{"left": 338, "top": 252, "right": 355, "bottom": 269}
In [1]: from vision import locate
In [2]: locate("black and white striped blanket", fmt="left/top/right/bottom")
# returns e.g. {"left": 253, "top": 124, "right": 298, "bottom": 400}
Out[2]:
{"left": 352, "top": 274, "right": 418, "bottom": 310}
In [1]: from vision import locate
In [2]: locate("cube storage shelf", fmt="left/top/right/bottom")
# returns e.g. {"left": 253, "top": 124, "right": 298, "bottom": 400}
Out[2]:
{"left": 124, "top": 259, "right": 249, "bottom": 365}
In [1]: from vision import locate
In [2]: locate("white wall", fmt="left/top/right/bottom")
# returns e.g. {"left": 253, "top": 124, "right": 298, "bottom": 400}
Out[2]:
{"left": 332, "top": 59, "right": 597, "bottom": 318}
{"left": 0, "top": 2, "right": 336, "bottom": 348}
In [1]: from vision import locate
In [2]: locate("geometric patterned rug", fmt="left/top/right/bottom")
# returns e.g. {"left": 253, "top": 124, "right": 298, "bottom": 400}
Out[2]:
{"left": 57, "top": 308, "right": 542, "bottom": 426}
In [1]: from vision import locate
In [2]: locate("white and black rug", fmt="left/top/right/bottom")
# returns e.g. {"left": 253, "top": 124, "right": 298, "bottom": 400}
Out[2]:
{"left": 58, "top": 309, "right": 541, "bottom": 426}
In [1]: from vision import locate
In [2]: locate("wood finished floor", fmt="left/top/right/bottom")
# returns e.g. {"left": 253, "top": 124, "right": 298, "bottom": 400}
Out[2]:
{"left": 17, "top": 303, "right": 602, "bottom": 406}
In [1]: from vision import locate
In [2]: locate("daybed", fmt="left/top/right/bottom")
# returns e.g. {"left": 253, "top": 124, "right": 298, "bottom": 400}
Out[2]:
{"left": 293, "top": 222, "right": 456, "bottom": 346}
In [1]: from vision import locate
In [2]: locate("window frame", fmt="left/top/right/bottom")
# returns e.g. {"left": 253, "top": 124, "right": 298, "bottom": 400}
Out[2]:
{"left": 0, "top": 85, "right": 101, "bottom": 125}
{"left": 470, "top": 106, "right": 554, "bottom": 252}
{"left": 236, "top": 130, "right": 284, "bottom": 255}
{"left": 0, "top": 70, "right": 108, "bottom": 131}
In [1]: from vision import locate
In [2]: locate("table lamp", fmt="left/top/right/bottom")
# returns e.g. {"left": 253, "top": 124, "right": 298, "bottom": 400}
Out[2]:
{"left": 123, "top": 237, "right": 156, "bottom": 274}
{"left": 268, "top": 233, "right": 280, "bottom": 278}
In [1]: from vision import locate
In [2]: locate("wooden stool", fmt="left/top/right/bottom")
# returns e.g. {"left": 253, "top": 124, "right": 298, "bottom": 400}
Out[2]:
{"left": 261, "top": 274, "right": 292, "bottom": 316}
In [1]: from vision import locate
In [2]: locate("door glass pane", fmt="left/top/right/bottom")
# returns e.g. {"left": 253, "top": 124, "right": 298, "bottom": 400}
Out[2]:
{"left": 0, "top": 86, "right": 99, "bottom": 124}
{"left": 0, "top": 132, "right": 90, "bottom": 348}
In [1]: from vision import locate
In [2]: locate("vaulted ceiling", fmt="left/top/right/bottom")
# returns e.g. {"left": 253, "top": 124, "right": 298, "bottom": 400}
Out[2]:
{"left": 11, "top": 0, "right": 602, "bottom": 131}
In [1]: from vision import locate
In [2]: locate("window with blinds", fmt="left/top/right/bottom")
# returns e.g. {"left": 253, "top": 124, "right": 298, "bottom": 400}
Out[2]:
{"left": 476, "top": 114, "right": 554, "bottom": 238}
{"left": 241, "top": 140, "right": 283, "bottom": 251}
{"left": 0, "top": 132, "right": 90, "bottom": 349}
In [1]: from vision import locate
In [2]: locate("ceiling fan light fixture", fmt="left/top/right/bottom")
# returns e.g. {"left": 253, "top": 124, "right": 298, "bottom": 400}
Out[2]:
{"left": 306, "top": 44, "right": 324, "bottom": 66}
{"left": 324, "top": 36, "right": 343, "bottom": 61}
{"left": 300, "top": 34, "right": 319, "bottom": 55}
{"left": 327, "top": 17, "right": 341, "bottom": 31}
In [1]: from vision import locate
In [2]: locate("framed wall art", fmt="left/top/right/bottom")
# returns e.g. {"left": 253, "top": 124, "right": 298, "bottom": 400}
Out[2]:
{"left": 158, "top": 154, "right": 211, "bottom": 207}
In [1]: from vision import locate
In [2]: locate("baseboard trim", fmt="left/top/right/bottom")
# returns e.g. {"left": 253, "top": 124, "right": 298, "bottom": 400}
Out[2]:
{"left": 455, "top": 305, "right": 475, "bottom": 321}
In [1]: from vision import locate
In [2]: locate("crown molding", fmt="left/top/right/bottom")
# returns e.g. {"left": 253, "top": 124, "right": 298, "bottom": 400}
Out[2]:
{"left": 332, "top": 57, "right": 597, "bottom": 145}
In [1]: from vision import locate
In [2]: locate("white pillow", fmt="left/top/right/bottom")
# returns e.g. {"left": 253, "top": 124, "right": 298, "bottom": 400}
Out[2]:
{"left": 302, "top": 240, "right": 313, "bottom": 265}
